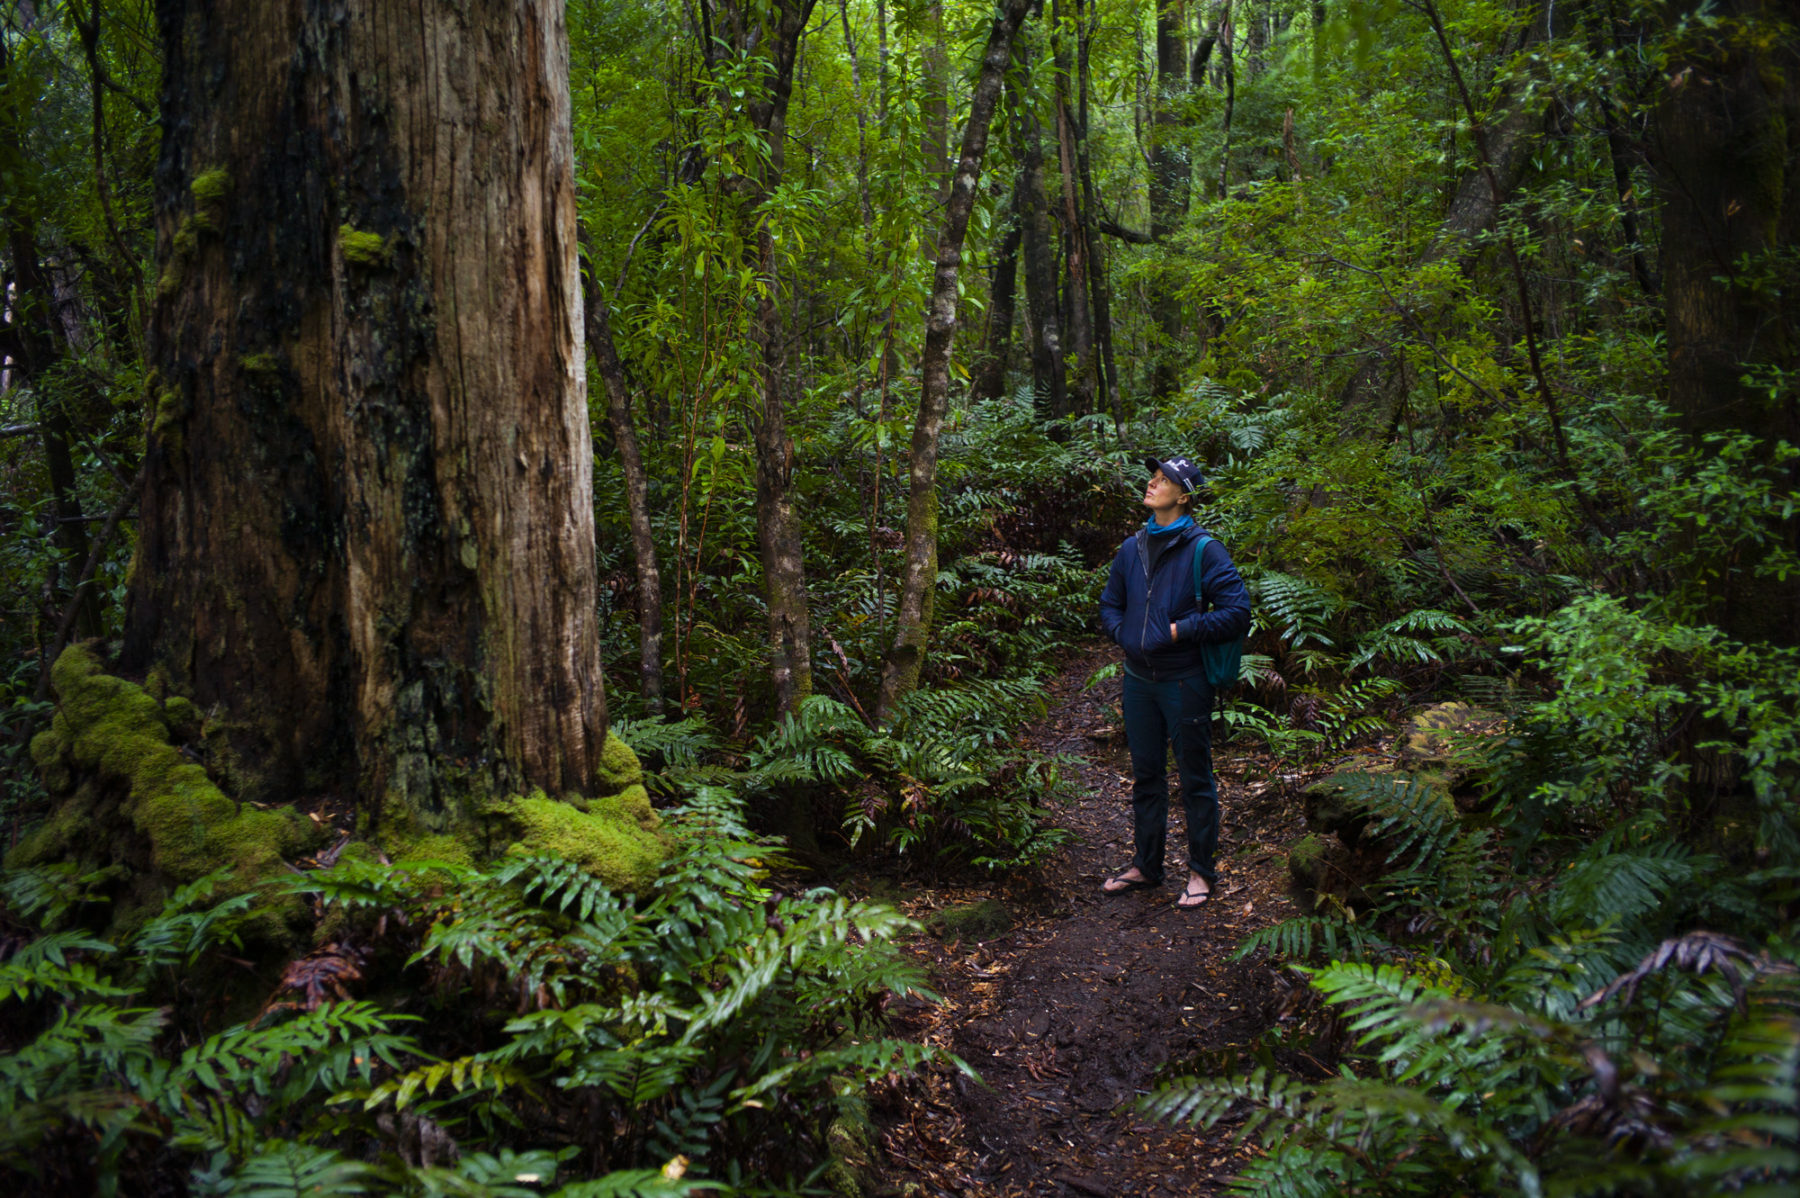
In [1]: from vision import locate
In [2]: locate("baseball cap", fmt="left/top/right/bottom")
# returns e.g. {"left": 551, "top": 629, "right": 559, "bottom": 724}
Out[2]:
{"left": 1145, "top": 455, "right": 1205, "bottom": 494}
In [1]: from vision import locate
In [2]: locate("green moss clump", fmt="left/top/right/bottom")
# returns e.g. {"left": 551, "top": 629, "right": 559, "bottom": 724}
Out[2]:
{"left": 156, "top": 259, "right": 184, "bottom": 300}
{"left": 7, "top": 646, "right": 323, "bottom": 889}
{"left": 30, "top": 727, "right": 73, "bottom": 794}
{"left": 152, "top": 386, "right": 187, "bottom": 434}
{"left": 151, "top": 386, "right": 188, "bottom": 456}
{"left": 596, "top": 730, "right": 644, "bottom": 791}
{"left": 389, "top": 832, "right": 476, "bottom": 869}
{"left": 497, "top": 791, "right": 665, "bottom": 894}
{"left": 338, "top": 224, "right": 391, "bottom": 267}
{"left": 1286, "top": 834, "right": 1329, "bottom": 888}
{"left": 822, "top": 1091, "right": 879, "bottom": 1198}
{"left": 239, "top": 352, "right": 280, "bottom": 375}
{"left": 189, "top": 167, "right": 231, "bottom": 205}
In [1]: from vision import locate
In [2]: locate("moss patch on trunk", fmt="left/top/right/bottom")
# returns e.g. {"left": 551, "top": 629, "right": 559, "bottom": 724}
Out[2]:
{"left": 10, "top": 645, "right": 324, "bottom": 937}
{"left": 482, "top": 779, "right": 666, "bottom": 895}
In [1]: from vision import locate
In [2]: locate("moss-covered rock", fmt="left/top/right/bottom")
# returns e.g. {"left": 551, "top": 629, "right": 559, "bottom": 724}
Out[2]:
{"left": 1286, "top": 834, "right": 1331, "bottom": 889}
{"left": 1398, "top": 702, "right": 1502, "bottom": 790}
{"left": 1302, "top": 773, "right": 1380, "bottom": 847}
{"left": 7, "top": 646, "right": 325, "bottom": 917}
{"left": 489, "top": 790, "right": 665, "bottom": 894}
{"left": 389, "top": 832, "right": 476, "bottom": 869}
{"left": 822, "top": 1090, "right": 879, "bottom": 1197}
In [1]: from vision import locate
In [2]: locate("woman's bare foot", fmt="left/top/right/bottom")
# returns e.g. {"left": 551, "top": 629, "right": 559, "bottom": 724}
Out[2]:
{"left": 1101, "top": 868, "right": 1158, "bottom": 893}
{"left": 1176, "top": 874, "right": 1211, "bottom": 908}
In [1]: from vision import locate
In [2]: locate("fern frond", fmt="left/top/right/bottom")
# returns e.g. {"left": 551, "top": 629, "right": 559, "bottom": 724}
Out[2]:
{"left": 1232, "top": 914, "right": 1393, "bottom": 964}
{"left": 1547, "top": 838, "right": 1696, "bottom": 930}
{"left": 0, "top": 930, "right": 122, "bottom": 1002}
{"left": 212, "top": 1142, "right": 382, "bottom": 1198}
{"left": 1250, "top": 571, "right": 1343, "bottom": 650}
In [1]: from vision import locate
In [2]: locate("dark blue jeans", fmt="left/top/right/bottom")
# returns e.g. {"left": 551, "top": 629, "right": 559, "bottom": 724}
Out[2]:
{"left": 1122, "top": 671, "right": 1219, "bottom": 886}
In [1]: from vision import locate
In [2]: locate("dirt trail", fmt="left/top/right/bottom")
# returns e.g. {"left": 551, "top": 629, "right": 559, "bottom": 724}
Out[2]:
{"left": 872, "top": 645, "right": 1313, "bottom": 1197}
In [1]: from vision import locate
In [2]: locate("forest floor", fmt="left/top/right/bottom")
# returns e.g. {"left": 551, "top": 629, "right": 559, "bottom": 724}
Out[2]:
{"left": 861, "top": 643, "right": 1321, "bottom": 1197}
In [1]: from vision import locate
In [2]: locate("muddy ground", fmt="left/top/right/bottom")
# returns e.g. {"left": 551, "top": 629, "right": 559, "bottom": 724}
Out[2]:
{"left": 861, "top": 645, "right": 1325, "bottom": 1197}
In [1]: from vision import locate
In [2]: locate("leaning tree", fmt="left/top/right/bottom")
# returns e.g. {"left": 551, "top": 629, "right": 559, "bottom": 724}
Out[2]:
{"left": 120, "top": 0, "right": 607, "bottom": 827}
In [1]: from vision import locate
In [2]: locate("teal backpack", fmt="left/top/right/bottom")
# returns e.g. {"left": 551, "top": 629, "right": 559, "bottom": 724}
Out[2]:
{"left": 1192, "top": 535, "right": 1246, "bottom": 690}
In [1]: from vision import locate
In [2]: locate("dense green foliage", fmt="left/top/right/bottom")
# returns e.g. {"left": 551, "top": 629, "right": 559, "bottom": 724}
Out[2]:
{"left": 1, "top": 787, "right": 945, "bottom": 1194}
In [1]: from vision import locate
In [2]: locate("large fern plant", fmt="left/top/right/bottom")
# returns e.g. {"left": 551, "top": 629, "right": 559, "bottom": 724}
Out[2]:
{"left": 1152, "top": 760, "right": 1799, "bottom": 1195}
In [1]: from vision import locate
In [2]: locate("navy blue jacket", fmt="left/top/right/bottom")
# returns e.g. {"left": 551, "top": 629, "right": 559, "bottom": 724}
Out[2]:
{"left": 1098, "top": 524, "right": 1252, "bottom": 680}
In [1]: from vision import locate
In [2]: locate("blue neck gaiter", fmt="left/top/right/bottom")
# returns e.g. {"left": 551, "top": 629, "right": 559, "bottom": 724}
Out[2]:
{"left": 1145, "top": 514, "right": 1194, "bottom": 536}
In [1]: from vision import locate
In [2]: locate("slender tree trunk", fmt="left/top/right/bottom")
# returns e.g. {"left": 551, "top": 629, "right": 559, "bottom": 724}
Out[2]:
{"left": 921, "top": 1, "right": 951, "bottom": 258}
{"left": 718, "top": 0, "right": 819, "bottom": 714}
{"left": 1216, "top": 2, "right": 1236, "bottom": 198}
{"left": 4, "top": 215, "right": 102, "bottom": 643}
{"left": 124, "top": 0, "right": 604, "bottom": 818}
{"left": 1599, "top": 92, "right": 1658, "bottom": 297}
{"left": 972, "top": 190, "right": 1022, "bottom": 403}
{"left": 1073, "top": 0, "right": 1120, "bottom": 430}
{"left": 876, "top": 0, "right": 1036, "bottom": 721}
{"left": 840, "top": 0, "right": 875, "bottom": 233}
{"left": 1052, "top": 0, "right": 1094, "bottom": 413}
{"left": 582, "top": 266, "right": 665, "bottom": 715}
{"left": 1012, "top": 24, "right": 1067, "bottom": 419}
{"left": 1148, "top": 1, "right": 1193, "bottom": 396}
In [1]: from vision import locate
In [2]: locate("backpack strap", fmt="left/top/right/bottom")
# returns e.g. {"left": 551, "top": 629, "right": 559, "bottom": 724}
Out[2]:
{"left": 1192, "top": 534, "right": 1214, "bottom": 609}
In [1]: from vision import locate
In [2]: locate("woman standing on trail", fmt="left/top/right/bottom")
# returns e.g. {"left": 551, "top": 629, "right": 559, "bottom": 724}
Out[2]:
{"left": 1096, "top": 456, "right": 1252, "bottom": 909}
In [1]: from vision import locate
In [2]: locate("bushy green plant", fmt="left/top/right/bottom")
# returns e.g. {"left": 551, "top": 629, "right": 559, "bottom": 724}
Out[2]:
{"left": 746, "top": 679, "right": 1075, "bottom": 871}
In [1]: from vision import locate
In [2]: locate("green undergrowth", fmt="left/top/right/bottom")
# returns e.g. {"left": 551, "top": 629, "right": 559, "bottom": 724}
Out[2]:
{"left": 616, "top": 674, "right": 1077, "bottom": 872}
{"left": 0, "top": 787, "right": 952, "bottom": 1196}
{"left": 1143, "top": 604, "right": 1800, "bottom": 1195}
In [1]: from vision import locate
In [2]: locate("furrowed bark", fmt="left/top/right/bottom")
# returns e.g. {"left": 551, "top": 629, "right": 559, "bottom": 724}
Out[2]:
{"left": 1651, "top": 0, "right": 1799, "bottom": 644}
{"left": 876, "top": 0, "right": 1036, "bottom": 722}
{"left": 126, "top": 0, "right": 604, "bottom": 820}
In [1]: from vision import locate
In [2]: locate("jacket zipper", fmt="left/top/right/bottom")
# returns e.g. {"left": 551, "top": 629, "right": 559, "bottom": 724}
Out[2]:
{"left": 1137, "top": 531, "right": 1153, "bottom": 672}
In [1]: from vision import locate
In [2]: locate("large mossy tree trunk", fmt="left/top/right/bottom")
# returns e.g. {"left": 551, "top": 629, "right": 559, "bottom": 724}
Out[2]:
{"left": 875, "top": 0, "right": 1035, "bottom": 722}
{"left": 1652, "top": 0, "right": 1800, "bottom": 646}
{"left": 122, "top": 0, "right": 607, "bottom": 826}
